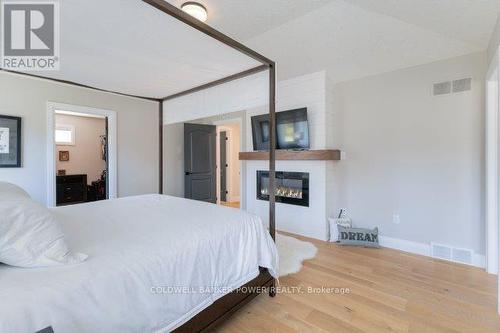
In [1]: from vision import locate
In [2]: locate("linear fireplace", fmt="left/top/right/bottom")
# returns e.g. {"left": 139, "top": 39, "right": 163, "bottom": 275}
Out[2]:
{"left": 257, "top": 171, "right": 309, "bottom": 207}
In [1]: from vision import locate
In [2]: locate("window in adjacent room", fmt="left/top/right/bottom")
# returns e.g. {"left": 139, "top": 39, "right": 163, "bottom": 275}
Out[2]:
{"left": 55, "top": 125, "right": 75, "bottom": 145}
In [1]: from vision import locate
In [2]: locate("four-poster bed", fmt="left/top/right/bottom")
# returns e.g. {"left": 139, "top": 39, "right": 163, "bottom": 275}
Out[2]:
{"left": 0, "top": 0, "right": 277, "bottom": 331}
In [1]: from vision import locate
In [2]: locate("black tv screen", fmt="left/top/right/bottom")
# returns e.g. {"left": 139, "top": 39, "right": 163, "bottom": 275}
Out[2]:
{"left": 251, "top": 108, "right": 310, "bottom": 150}
{"left": 276, "top": 108, "right": 309, "bottom": 149}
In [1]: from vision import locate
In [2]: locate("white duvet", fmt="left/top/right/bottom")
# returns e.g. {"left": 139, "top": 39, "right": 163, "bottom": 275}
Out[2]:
{"left": 0, "top": 195, "right": 278, "bottom": 333}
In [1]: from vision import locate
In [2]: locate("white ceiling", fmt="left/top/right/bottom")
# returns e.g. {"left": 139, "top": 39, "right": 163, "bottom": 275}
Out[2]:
{"left": 168, "top": 0, "right": 500, "bottom": 82}
{"left": 166, "top": 0, "right": 335, "bottom": 40}
{"left": 8, "top": 0, "right": 500, "bottom": 97}
{"left": 343, "top": 0, "right": 500, "bottom": 48}
{"left": 14, "top": 0, "right": 261, "bottom": 99}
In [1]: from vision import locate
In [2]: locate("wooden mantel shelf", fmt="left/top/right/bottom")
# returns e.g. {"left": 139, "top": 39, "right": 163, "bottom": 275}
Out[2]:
{"left": 239, "top": 149, "right": 341, "bottom": 161}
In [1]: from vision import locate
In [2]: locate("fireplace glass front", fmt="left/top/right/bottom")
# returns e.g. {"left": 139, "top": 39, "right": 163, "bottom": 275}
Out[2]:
{"left": 257, "top": 171, "right": 309, "bottom": 207}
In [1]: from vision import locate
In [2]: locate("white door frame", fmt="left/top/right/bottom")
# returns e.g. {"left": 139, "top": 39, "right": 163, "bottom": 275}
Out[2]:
{"left": 46, "top": 102, "right": 117, "bottom": 207}
{"left": 216, "top": 125, "right": 233, "bottom": 203}
{"left": 214, "top": 117, "right": 243, "bottom": 207}
{"left": 485, "top": 46, "right": 500, "bottom": 315}
{"left": 486, "top": 51, "right": 499, "bottom": 276}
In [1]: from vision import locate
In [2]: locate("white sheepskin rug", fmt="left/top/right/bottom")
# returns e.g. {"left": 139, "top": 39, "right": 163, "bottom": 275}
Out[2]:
{"left": 276, "top": 234, "right": 318, "bottom": 277}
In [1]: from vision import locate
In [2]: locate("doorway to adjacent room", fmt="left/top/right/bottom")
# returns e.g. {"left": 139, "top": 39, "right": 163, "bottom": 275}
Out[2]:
{"left": 46, "top": 102, "right": 117, "bottom": 207}
{"left": 182, "top": 116, "right": 243, "bottom": 209}
{"left": 216, "top": 121, "right": 241, "bottom": 209}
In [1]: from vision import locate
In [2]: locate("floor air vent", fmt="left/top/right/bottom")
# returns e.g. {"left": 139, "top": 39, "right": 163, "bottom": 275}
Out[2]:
{"left": 452, "top": 247, "right": 473, "bottom": 264}
{"left": 431, "top": 243, "right": 473, "bottom": 265}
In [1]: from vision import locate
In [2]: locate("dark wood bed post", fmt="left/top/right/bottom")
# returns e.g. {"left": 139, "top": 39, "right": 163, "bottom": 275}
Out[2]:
{"left": 159, "top": 101, "right": 164, "bottom": 194}
{"left": 268, "top": 63, "right": 277, "bottom": 297}
{"left": 268, "top": 64, "right": 276, "bottom": 242}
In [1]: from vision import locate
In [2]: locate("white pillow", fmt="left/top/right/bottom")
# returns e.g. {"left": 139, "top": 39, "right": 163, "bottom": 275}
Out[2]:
{"left": 0, "top": 181, "right": 30, "bottom": 201}
{"left": 0, "top": 197, "right": 88, "bottom": 268}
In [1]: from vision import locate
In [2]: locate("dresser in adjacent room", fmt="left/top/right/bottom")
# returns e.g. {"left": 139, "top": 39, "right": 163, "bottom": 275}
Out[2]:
{"left": 56, "top": 174, "right": 87, "bottom": 206}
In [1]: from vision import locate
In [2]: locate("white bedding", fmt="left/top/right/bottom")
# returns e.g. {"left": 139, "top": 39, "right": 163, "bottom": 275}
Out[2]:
{"left": 0, "top": 194, "right": 278, "bottom": 333}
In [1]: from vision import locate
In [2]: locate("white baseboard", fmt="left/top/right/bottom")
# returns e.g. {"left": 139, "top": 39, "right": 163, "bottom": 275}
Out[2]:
{"left": 379, "top": 235, "right": 486, "bottom": 269}
{"left": 379, "top": 235, "right": 430, "bottom": 257}
{"left": 487, "top": 265, "right": 498, "bottom": 275}
{"left": 473, "top": 254, "right": 486, "bottom": 269}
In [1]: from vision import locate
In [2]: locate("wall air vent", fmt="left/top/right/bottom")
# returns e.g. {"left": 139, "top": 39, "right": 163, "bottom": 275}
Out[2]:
{"left": 452, "top": 78, "right": 472, "bottom": 93}
{"left": 433, "top": 81, "right": 451, "bottom": 96}
{"left": 431, "top": 243, "right": 473, "bottom": 265}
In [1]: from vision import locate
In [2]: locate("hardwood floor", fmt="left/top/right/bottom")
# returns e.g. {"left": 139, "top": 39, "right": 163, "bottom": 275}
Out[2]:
{"left": 220, "top": 201, "right": 240, "bottom": 209}
{"left": 217, "top": 233, "right": 500, "bottom": 332}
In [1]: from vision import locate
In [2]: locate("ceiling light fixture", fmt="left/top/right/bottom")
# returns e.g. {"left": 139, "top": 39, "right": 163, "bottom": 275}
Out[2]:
{"left": 181, "top": 2, "right": 208, "bottom": 22}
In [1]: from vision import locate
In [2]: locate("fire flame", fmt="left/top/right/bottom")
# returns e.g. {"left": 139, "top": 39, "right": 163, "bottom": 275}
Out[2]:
{"left": 261, "top": 186, "right": 302, "bottom": 199}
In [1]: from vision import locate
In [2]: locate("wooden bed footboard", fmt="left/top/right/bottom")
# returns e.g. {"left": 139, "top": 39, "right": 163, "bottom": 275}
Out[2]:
{"left": 173, "top": 268, "right": 274, "bottom": 332}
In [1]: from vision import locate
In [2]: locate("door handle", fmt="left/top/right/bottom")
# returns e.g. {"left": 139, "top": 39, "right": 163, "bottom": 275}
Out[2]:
{"left": 185, "top": 172, "right": 192, "bottom": 176}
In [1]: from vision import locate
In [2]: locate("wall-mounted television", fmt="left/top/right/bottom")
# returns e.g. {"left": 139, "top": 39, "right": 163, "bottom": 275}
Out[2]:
{"left": 251, "top": 108, "right": 310, "bottom": 151}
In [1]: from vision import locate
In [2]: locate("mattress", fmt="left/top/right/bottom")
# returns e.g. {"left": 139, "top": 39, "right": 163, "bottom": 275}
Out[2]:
{"left": 0, "top": 194, "right": 278, "bottom": 333}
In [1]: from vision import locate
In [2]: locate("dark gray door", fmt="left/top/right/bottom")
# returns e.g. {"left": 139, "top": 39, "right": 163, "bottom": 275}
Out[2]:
{"left": 220, "top": 131, "right": 227, "bottom": 202}
{"left": 184, "top": 123, "right": 216, "bottom": 203}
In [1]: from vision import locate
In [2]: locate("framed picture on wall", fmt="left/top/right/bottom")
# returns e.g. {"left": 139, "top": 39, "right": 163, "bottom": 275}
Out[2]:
{"left": 0, "top": 115, "right": 21, "bottom": 168}
{"left": 59, "top": 151, "right": 70, "bottom": 162}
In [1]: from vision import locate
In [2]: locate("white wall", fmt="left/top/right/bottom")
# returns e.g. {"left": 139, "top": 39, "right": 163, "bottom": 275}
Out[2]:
{"left": 163, "top": 72, "right": 268, "bottom": 125}
{"left": 55, "top": 114, "right": 106, "bottom": 184}
{"left": 229, "top": 124, "right": 241, "bottom": 201}
{"left": 0, "top": 72, "right": 159, "bottom": 204}
{"left": 488, "top": 14, "right": 500, "bottom": 66}
{"left": 332, "top": 52, "right": 486, "bottom": 256}
{"left": 163, "top": 122, "right": 185, "bottom": 198}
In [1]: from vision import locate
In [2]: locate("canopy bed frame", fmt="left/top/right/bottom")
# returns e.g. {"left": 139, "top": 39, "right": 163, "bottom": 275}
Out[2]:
{"left": 0, "top": 0, "right": 276, "bottom": 331}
